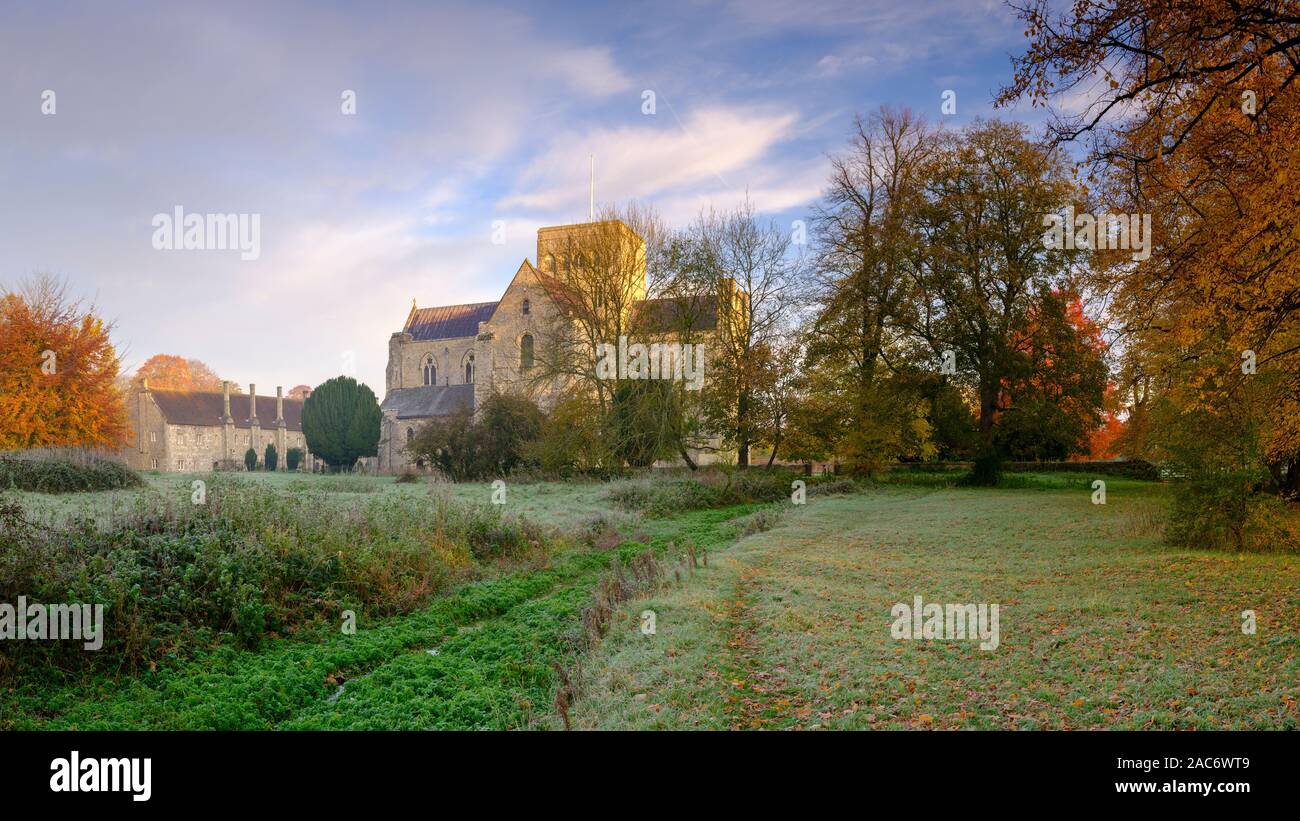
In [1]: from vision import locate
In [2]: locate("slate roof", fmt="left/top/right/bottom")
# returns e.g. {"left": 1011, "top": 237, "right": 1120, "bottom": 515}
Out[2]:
{"left": 380, "top": 384, "right": 475, "bottom": 420}
{"left": 149, "top": 389, "right": 305, "bottom": 431}
{"left": 405, "top": 302, "right": 498, "bottom": 341}
{"left": 633, "top": 296, "right": 720, "bottom": 333}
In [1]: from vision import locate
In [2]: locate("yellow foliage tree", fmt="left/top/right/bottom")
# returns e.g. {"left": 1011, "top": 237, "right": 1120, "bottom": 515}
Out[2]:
{"left": 1001, "top": 0, "right": 1300, "bottom": 494}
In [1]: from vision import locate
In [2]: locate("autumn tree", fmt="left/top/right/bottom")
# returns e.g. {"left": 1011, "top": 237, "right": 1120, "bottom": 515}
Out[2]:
{"left": 0, "top": 275, "right": 129, "bottom": 450}
{"left": 908, "top": 120, "right": 1086, "bottom": 456}
{"left": 634, "top": 227, "right": 737, "bottom": 468}
{"left": 408, "top": 393, "right": 541, "bottom": 480}
{"left": 532, "top": 203, "right": 666, "bottom": 416}
{"left": 695, "top": 199, "right": 804, "bottom": 468}
{"left": 1001, "top": 0, "right": 1300, "bottom": 527}
{"left": 804, "top": 107, "right": 941, "bottom": 469}
{"left": 135, "top": 354, "right": 223, "bottom": 391}
{"left": 995, "top": 293, "right": 1109, "bottom": 461}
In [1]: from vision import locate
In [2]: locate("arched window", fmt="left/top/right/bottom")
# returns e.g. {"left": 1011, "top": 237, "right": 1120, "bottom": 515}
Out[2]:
{"left": 407, "top": 427, "right": 414, "bottom": 445}
{"left": 545, "top": 253, "right": 556, "bottom": 274}
{"left": 422, "top": 355, "right": 436, "bottom": 386}
{"left": 465, "top": 353, "right": 475, "bottom": 384}
{"left": 562, "top": 255, "right": 571, "bottom": 275}
{"left": 520, "top": 334, "right": 535, "bottom": 370}
{"left": 522, "top": 298, "right": 530, "bottom": 316}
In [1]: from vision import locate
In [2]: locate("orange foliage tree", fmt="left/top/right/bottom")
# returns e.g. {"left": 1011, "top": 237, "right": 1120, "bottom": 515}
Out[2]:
{"left": 994, "top": 292, "right": 1109, "bottom": 460}
{"left": 1001, "top": 1, "right": 1300, "bottom": 543}
{"left": 0, "top": 275, "right": 129, "bottom": 450}
{"left": 135, "top": 353, "right": 224, "bottom": 391}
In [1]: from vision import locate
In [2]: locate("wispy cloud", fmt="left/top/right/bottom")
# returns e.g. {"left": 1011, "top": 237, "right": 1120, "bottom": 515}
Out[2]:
{"left": 0, "top": 0, "right": 1040, "bottom": 393}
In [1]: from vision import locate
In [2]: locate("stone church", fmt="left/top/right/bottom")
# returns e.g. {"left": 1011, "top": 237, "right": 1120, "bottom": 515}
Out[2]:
{"left": 377, "top": 219, "right": 733, "bottom": 473}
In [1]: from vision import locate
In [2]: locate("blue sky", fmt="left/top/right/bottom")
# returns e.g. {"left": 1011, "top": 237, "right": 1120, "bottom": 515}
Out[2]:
{"left": 0, "top": 0, "right": 1044, "bottom": 394}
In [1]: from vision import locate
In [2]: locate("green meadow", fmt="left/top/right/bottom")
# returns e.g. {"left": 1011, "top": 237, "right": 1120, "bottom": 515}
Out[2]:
{"left": 4, "top": 471, "right": 1298, "bottom": 730}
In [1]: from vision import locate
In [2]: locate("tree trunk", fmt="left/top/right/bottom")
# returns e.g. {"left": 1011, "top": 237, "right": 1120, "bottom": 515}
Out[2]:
{"left": 737, "top": 391, "right": 750, "bottom": 468}
{"left": 978, "top": 382, "right": 999, "bottom": 445}
{"left": 678, "top": 445, "right": 698, "bottom": 471}
{"left": 765, "top": 434, "right": 781, "bottom": 469}
{"left": 1282, "top": 457, "right": 1300, "bottom": 497}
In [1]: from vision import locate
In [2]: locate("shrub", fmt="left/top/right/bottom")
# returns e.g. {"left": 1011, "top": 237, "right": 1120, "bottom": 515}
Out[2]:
{"left": 605, "top": 468, "right": 796, "bottom": 515}
{"left": 807, "top": 478, "right": 860, "bottom": 496}
{"left": 0, "top": 456, "right": 142, "bottom": 493}
{"left": 0, "top": 475, "right": 557, "bottom": 677}
{"left": 1165, "top": 469, "right": 1298, "bottom": 552}
{"left": 285, "top": 447, "right": 303, "bottom": 471}
{"left": 409, "top": 393, "right": 542, "bottom": 480}
{"left": 244, "top": 448, "right": 257, "bottom": 471}
{"left": 264, "top": 443, "right": 278, "bottom": 471}
{"left": 575, "top": 511, "right": 641, "bottom": 551}
{"left": 730, "top": 507, "right": 784, "bottom": 537}
{"left": 524, "top": 396, "right": 618, "bottom": 478}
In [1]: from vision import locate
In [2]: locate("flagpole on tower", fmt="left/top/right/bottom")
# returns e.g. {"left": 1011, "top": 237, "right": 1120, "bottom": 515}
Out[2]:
{"left": 588, "top": 154, "right": 594, "bottom": 221}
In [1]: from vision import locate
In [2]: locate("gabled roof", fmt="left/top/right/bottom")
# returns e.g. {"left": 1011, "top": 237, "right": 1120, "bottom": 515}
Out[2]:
{"left": 380, "top": 384, "right": 475, "bottom": 420}
{"left": 149, "top": 389, "right": 304, "bottom": 431}
{"left": 633, "top": 296, "right": 720, "bottom": 334}
{"left": 405, "top": 302, "right": 498, "bottom": 341}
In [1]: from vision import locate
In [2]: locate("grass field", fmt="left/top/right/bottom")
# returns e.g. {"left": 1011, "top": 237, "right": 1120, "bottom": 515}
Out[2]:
{"left": 5, "top": 470, "right": 1298, "bottom": 730}
{"left": 571, "top": 479, "right": 1300, "bottom": 729}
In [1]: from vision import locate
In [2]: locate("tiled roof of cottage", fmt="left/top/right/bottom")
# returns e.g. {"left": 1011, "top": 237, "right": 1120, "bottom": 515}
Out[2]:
{"left": 149, "top": 389, "right": 305, "bottom": 431}
{"left": 405, "top": 302, "right": 498, "bottom": 341}
{"left": 380, "top": 384, "right": 475, "bottom": 419}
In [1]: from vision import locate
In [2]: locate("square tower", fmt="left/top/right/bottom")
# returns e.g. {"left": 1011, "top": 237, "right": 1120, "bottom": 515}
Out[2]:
{"left": 535, "top": 220, "right": 647, "bottom": 303}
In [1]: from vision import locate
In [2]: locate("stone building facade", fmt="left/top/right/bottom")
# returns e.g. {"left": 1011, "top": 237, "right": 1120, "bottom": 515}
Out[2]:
{"left": 378, "top": 219, "right": 734, "bottom": 473}
{"left": 124, "top": 380, "right": 314, "bottom": 472}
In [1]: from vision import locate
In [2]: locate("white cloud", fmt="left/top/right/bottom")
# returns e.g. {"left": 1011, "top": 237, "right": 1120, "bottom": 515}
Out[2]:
{"left": 500, "top": 106, "right": 803, "bottom": 216}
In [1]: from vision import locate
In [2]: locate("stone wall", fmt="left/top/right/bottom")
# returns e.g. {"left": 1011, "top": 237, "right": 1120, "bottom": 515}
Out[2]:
{"left": 124, "top": 389, "right": 310, "bottom": 473}
{"left": 123, "top": 390, "right": 169, "bottom": 472}
{"left": 388, "top": 333, "right": 478, "bottom": 392}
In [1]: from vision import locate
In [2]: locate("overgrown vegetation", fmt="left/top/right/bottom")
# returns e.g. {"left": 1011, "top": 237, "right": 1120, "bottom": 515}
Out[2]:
{"left": 0, "top": 455, "right": 142, "bottom": 493}
{"left": 606, "top": 469, "right": 799, "bottom": 515}
{"left": 0, "top": 475, "right": 553, "bottom": 679}
{"left": 2, "top": 484, "right": 754, "bottom": 730}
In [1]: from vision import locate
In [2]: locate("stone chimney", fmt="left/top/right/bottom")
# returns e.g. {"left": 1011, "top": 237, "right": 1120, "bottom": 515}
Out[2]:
{"left": 274, "top": 386, "right": 287, "bottom": 472}
{"left": 248, "top": 383, "right": 258, "bottom": 423}
{"left": 137, "top": 379, "right": 150, "bottom": 454}
{"left": 221, "top": 380, "right": 234, "bottom": 463}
